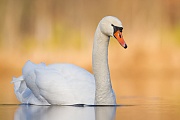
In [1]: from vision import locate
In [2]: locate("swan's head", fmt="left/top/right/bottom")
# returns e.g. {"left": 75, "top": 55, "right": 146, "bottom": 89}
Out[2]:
{"left": 99, "top": 16, "right": 127, "bottom": 49}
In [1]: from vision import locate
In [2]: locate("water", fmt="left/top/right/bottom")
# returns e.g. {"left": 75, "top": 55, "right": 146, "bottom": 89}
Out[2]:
{"left": 1, "top": 97, "right": 180, "bottom": 120}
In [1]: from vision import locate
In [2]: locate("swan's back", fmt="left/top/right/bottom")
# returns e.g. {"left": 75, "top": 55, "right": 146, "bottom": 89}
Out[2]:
{"left": 36, "top": 63, "right": 95, "bottom": 105}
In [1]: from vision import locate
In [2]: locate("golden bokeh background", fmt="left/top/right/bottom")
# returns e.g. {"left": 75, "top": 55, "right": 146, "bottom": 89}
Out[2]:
{"left": 0, "top": 0, "right": 180, "bottom": 105}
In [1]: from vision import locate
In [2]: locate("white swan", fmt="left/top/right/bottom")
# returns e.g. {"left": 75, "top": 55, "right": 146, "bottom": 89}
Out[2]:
{"left": 12, "top": 16, "right": 127, "bottom": 105}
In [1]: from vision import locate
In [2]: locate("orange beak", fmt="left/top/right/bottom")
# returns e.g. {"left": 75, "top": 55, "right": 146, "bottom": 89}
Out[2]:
{"left": 114, "top": 30, "right": 127, "bottom": 49}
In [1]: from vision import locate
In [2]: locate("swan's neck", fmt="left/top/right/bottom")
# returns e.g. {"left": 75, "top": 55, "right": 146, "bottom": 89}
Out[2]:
{"left": 92, "top": 26, "right": 116, "bottom": 105}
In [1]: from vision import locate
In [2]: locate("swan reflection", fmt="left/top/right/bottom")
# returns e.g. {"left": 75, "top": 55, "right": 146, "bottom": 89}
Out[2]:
{"left": 14, "top": 105, "right": 116, "bottom": 120}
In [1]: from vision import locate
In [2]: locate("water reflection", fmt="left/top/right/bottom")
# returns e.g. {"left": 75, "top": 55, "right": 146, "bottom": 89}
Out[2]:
{"left": 14, "top": 105, "right": 116, "bottom": 120}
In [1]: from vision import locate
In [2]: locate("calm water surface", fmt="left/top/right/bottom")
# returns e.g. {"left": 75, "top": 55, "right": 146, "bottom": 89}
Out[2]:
{"left": 1, "top": 97, "right": 180, "bottom": 120}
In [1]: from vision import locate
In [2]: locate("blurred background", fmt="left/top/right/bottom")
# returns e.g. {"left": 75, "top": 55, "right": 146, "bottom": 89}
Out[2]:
{"left": 0, "top": 0, "right": 180, "bottom": 105}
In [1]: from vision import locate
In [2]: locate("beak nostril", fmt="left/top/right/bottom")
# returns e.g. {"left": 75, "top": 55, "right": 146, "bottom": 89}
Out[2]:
{"left": 119, "top": 32, "right": 123, "bottom": 38}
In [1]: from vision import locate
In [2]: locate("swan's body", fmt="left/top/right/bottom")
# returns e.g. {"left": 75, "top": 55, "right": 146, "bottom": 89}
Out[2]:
{"left": 12, "top": 16, "right": 127, "bottom": 105}
{"left": 12, "top": 62, "right": 95, "bottom": 105}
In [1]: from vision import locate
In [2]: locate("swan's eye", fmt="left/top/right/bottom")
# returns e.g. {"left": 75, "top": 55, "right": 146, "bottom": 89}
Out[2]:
{"left": 119, "top": 27, "right": 123, "bottom": 32}
{"left": 111, "top": 24, "right": 115, "bottom": 27}
{"left": 111, "top": 24, "right": 123, "bottom": 33}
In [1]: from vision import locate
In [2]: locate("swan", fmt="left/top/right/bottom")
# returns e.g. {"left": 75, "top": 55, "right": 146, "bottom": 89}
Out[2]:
{"left": 11, "top": 16, "right": 127, "bottom": 105}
